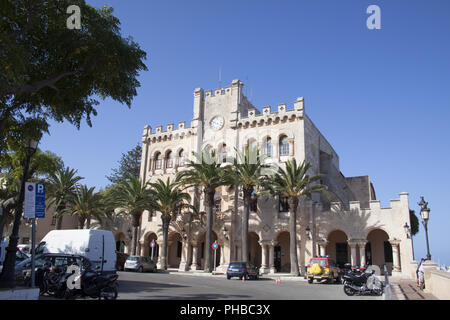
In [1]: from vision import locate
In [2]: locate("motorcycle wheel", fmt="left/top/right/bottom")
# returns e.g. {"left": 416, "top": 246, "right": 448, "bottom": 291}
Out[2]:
{"left": 64, "top": 288, "right": 75, "bottom": 300}
{"left": 103, "top": 285, "right": 118, "bottom": 300}
{"left": 39, "top": 280, "right": 48, "bottom": 296}
{"left": 343, "top": 285, "right": 356, "bottom": 296}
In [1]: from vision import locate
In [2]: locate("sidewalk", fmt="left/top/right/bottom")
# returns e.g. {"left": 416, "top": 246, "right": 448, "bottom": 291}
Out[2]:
{"left": 390, "top": 279, "right": 438, "bottom": 300}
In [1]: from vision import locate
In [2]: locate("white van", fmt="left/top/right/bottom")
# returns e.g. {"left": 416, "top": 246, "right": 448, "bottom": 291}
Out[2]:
{"left": 36, "top": 229, "right": 116, "bottom": 273}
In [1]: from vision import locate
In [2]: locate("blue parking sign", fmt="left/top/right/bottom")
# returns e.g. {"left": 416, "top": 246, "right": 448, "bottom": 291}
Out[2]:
{"left": 24, "top": 182, "right": 45, "bottom": 218}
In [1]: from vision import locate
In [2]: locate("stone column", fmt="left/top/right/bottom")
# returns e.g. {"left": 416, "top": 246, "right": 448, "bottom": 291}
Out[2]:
{"left": 150, "top": 156, "right": 155, "bottom": 174}
{"left": 259, "top": 241, "right": 269, "bottom": 274}
{"left": 138, "top": 241, "right": 144, "bottom": 257}
{"left": 389, "top": 239, "right": 402, "bottom": 273}
{"left": 269, "top": 241, "right": 276, "bottom": 274}
{"left": 190, "top": 243, "right": 200, "bottom": 271}
{"left": 317, "top": 240, "right": 327, "bottom": 257}
{"left": 357, "top": 240, "right": 367, "bottom": 267}
{"left": 348, "top": 241, "right": 358, "bottom": 268}
{"left": 178, "top": 239, "right": 190, "bottom": 272}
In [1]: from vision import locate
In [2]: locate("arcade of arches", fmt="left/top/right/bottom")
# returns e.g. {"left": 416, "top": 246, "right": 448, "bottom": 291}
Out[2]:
{"left": 115, "top": 227, "right": 402, "bottom": 275}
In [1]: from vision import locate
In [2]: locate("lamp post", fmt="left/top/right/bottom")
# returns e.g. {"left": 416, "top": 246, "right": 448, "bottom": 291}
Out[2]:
{"left": 0, "top": 139, "right": 38, "bottom": 288}
{"left": 222, "top": 226, "right": 228, "bottom": 240}
{"left": 305, "top": 226, "right": 311, "bottom": 240}
{"left": 403, "top": 223, "right": 411, "bottom": 239}
{"left": 418, "top": 196, "right": 431, "bottom": 261}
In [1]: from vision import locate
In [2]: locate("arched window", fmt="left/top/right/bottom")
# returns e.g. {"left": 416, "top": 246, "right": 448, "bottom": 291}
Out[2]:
{"left": 279, "top": 196, "right": 289, "bottom": 212}
{"left": 279, "top": 135, "right": 289, "bottom": 156}
{"left": 166, "top": 151, "right": 174, "bottom": 168}
{"left": 214, "top": 189, "right": 222, "bottom": 213}
{"left": 178, "top": 149, "right": 185, "bottom": 167}
{"left": 154, "top": 152, "right": 162, "bottom": 170}
{"left": 264, "top": 137, "right": 272, "bottom": 157}
{"left": 248, "top": 139, "right": 257, "bottom": 150}
{"left": 220, "top": 144, "right": 227, "bottom": 163}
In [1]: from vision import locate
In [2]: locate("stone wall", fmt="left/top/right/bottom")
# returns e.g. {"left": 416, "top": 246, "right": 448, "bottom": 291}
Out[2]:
{"left": 429, "top": 270, "right": 450, "bottom": 300}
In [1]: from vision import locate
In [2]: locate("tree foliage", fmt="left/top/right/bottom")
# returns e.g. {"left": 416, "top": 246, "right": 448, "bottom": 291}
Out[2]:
{"left": 410, "top": 209, "right": 419, "bottom": 236}
{"left": 0, "top": 0, "right": 148, "bottom": 154}
{"left": 106, "top": 144, "right": 142, "bottom": 185}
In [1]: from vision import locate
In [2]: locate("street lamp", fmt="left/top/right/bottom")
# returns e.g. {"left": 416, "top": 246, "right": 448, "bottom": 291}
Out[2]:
{"left": 222, "top": 226, "right": 228, "bottom": 240}
{"left": 181, "top": 227, "right": 187, "bottom": 240}
{"left": 418, "top": 196, "right": 431, "bottom": 261}
{"left": 403, "top": 222, "right": 411, "bottom": 239}
{"left": 305, "top": 226, "right": 311, "bottom": 240}
{"left": 0, "top": 138, "right": 38, "bottom": 288}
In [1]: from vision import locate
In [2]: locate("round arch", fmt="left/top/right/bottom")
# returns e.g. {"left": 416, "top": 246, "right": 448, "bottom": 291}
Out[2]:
{"left": 366, "top": 228, "right": 392, "bottom": 274}
{"left": 274, "top": 231, "right": 290, "bottom": 273}
{"left": 248, "top": 231, "right": 262, "bottom": 268}
{"left": 326, "top": 229, "right": 349, "bottom": 267}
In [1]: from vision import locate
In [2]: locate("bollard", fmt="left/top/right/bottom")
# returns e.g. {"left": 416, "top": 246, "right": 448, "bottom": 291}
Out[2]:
{"left": 276, "top": 277, "right": 281, "bottom": 284}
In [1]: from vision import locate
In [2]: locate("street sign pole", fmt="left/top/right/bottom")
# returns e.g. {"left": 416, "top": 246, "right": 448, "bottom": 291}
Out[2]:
{"left": 25, "top": 182, "right": 45, "bottom": 289}
{"left": 151, "top": 247, "right": 154, "bottom": 261}
{"left": 214, "top": 249, "right": 217, "bottom": 272}
{"left": 31, "top": 217, "right": 36, "bottom": 288}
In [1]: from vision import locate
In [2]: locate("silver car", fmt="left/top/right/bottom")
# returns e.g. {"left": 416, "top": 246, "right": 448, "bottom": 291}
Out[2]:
{"left": 124, "top": 256, "right": 157, "bottom": 273}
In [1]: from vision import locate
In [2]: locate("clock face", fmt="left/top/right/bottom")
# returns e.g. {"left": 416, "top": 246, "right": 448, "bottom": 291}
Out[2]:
{"left": 210, "top": 116, "right": 224, "bottom": 130}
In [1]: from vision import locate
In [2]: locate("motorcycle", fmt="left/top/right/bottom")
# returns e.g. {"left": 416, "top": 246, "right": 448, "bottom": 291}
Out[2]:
{"left": 342, "top": 269, "right": 384, "bottom": 296}
{"left": 64, "top": 262, "right": 119, "bottom": 300}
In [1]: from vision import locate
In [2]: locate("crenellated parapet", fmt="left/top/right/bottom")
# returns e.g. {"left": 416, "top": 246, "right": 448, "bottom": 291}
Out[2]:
{"left": 141, "top": 121, "right": 197, "bottom": 145}
{"left": 236, "top": 97, "right": 305, "bottom": 128}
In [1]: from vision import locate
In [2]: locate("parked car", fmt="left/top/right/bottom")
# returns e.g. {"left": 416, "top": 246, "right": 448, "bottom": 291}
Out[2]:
{"left": 226, "top": 262, "right": 259, "bottom": 280}
{"left": 116, "top": 252, "right": 129, "bottom": 271}
{"left": 124, "top": 256, "right": 156, "bottom": 272}
{"left": 15, "top": 253, "right": 93, "bottom": 285}
{"left": 306, "top": 257, "right": 340, "bottom": 284}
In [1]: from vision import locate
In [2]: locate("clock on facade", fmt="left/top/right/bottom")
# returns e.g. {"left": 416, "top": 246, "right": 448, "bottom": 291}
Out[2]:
{"left": 210, "top": 116, "right": 224, "bottom": 130}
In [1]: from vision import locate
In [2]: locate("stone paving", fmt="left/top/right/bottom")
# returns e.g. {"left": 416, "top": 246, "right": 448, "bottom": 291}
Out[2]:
{"left": 390, "top": 279, "right": 438, "bottom": 300}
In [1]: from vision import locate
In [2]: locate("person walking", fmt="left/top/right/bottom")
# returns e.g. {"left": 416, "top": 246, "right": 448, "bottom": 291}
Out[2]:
{"left": 417, "top": 258, "right": 425, "bottom": 290}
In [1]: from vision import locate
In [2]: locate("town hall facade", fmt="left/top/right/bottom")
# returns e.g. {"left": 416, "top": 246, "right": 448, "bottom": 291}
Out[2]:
{"left": 110, "top": 79, "right": 416, "bottom": 279}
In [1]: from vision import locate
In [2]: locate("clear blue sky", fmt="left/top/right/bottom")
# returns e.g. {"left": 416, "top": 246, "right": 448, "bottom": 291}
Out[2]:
{"left": 39, "top": 0, "right": 450, "bottom": 265}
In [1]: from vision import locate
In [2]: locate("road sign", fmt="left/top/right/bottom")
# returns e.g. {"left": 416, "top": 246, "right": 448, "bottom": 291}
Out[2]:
{"left": 24, "top": 182, "right": 45, "bottom": 218}
{"left": 212, "top": 241, "right": 219, "bottom": 250}
{"left": 150, "top": 240, "right": 156, "bottom": 248}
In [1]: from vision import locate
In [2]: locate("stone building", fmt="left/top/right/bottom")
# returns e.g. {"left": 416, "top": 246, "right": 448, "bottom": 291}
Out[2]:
{"left": 114, "top": 79, "right": 416, "bottom": 278}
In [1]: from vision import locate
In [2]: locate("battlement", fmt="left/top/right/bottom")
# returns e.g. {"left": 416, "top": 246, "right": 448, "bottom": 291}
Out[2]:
{"left": 329, "top": 192, "right": 409, "bottom": 213}
{"left": 141, "top": 120, "right": 196, "bottom": 143}
{"left": 237, "top": 97, "right": 305, "bottom": 126}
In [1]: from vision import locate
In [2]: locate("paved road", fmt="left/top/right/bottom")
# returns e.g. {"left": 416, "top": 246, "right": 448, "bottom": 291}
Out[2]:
{"left": 115, "top": 271, "right": 382, "bottom": 300}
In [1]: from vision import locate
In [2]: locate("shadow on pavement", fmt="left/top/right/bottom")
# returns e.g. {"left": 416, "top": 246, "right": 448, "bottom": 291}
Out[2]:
{"left": 117, "top": 279, "right": 189, "bottom": 293}
{"left": 120, "top": 293, "right": 252, "bottom": 300}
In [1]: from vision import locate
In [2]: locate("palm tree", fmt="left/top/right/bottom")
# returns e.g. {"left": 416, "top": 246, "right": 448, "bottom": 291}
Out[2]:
{"left": 148, "top": 177, "right": 192, "bottom": 270}
{"left": 110, "top": 177, "right": 154, "bottom": 256}
{"left": 262, "top": 159, "right": 327, "bottom": 276}
{"left": 65, "top": 185, "right": 105, "bottom": 229}
{"left": 225, "top": 146, "right": 271, "bottom": 263}
{"left": 46, "top": 167, "right": 84, "bottom": 229}
{"left": 177, "top": 150, "right": 231, "bottom": 272}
